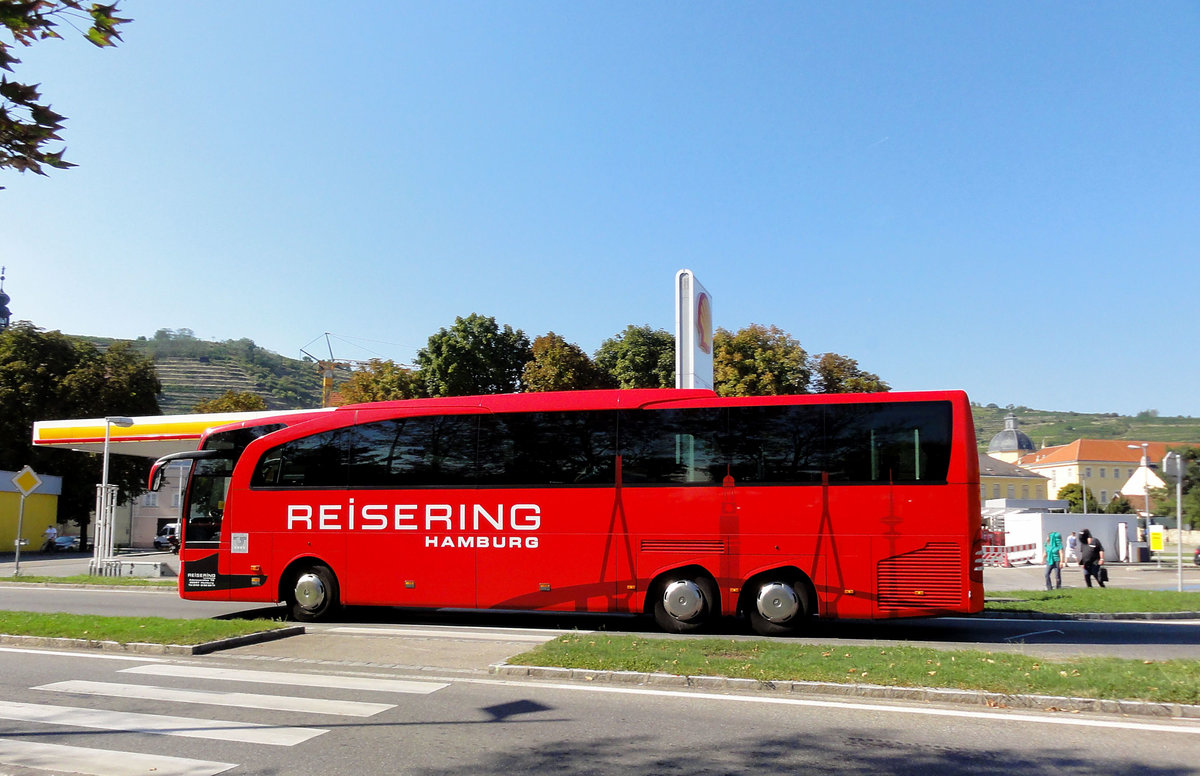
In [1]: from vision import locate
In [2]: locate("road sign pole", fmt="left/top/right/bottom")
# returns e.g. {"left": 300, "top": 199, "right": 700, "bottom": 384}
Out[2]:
{"left": 10, "top": 466, "right": 43, "bottom": 577}
{"left": 14, "top": 492, "right": 25, "bottom": 576}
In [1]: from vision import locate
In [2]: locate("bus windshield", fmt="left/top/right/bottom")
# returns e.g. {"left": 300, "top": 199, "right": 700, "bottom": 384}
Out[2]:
{"left": 183, "top": 424, "right": 285, "bottom": 548}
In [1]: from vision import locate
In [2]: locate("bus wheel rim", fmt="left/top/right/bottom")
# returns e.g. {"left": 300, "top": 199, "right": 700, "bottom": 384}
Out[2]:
{"left": 756, "top": 582, "right": 799, "bottom": 623}
{"left": 294, "top": 572, "right": 327, "bottom": 610}
{"left": 662, "top": 579, "right": 705, "bottom": 621}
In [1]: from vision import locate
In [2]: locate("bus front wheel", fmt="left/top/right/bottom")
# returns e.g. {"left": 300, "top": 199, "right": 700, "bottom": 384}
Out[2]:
{"left": 747, "top": 579, "right": 809, "bottom": 636}
{"left": 287, "top": 564, "right": 340, "bottom": 622}
{"left": 652, "top": 574, "right": 717, "bottom": 633}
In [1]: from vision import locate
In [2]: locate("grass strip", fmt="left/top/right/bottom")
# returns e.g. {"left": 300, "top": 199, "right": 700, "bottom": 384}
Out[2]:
{"left": 0, "top": 611, "right": 286, "bottom": 646}
{"left": 986, "top": 588, "right": 1200, "bottom": 614}
{"left": 0, "top": 574, "right": 175, "bottom": 587}
{"left": 512, "top": 635, "right": 1200, "bottom": 705}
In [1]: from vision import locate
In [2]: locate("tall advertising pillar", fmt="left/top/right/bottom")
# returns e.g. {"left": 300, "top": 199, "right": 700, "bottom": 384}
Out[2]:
{"left": 675, "top": 269, "right": 714, "bottom": 390}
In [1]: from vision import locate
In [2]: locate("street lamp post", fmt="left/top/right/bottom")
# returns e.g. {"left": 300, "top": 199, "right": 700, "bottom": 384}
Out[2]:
{"left": 90, "top": 416, "right": 134, "bottom": 575}
{"left": 1164, "top": 451, "right": 1186, "bottom": 593}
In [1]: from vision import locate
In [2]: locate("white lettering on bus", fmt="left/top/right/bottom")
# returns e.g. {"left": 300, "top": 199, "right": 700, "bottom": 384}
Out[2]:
{"left": 287, "top": 502, "right": 542, "bottom": 549}
{"left": 394, "top": 505, "right": 417, "bottom": 530}
{"left": 319, "top": 504, "right": 340, "bottom": 530}
{"left": 361, "top": 504, "right": 387, "bottom": 530}
{"left": 511, "top": 504, "right": 540, "bottom": 530}
{"left": 422, "top": 535, "right": 540, "bottom": 549}
{"left": 288, "top": 505, "right": 312, "bottom": 529}
{"left": 425, "top": 504, "right": 453, "bottom": 530}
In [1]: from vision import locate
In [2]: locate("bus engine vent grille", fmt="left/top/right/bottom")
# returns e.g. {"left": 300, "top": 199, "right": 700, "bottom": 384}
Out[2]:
{"left": 876, "top": 543, "right": 962, "bottom": 609}
{"left": 640, "top": 540, "right": 726, "bottom": 554}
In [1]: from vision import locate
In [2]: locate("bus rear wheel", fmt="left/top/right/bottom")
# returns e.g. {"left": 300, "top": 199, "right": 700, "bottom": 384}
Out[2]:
{"left": 652, "top": 574, "right": 717, "bottom": 633}
{"left": 287, "top": 564, "right": 340, "bottom": 622}
{"left": 747, "top": 579, "right": 809, "bottom": 636}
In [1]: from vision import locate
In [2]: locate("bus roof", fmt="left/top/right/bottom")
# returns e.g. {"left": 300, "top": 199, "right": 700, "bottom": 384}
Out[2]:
{"left": 31, "top": 389, "right": 969, "bottom": 459}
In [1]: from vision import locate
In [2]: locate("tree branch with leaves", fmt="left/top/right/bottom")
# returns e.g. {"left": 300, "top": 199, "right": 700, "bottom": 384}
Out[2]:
{"left": 0, "top": 1, "right": 129, "bottom": 185}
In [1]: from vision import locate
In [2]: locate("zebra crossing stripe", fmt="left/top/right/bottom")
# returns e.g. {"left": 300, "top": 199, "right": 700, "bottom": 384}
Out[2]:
{"left": 122, "top": 664, "right": 447, "bottom": 694}
{"left": 37, "top": 680, "right": 395, "bottom": 717}
{"left": 0, "top": 738, "right": 237, "bottom": 776}
{"left": 0, "top": 701, "right": 326, "bottom": 746}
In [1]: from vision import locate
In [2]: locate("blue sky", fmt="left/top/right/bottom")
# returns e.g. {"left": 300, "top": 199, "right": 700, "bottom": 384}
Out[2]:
{"left": 3, "top": 2, "right": 1197, "bottom": 416}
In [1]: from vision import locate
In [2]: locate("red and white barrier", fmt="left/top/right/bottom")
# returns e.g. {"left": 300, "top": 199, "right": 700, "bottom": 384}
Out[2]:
{"left": 976, "top": 543, "right": 1038, "bottom": 568}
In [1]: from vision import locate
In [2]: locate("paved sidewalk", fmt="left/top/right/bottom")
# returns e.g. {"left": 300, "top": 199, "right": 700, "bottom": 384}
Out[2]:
{"left": 983, "top": 561, "right": 1200, "bottom": 593}
{"left": 0, "top": 550, "right": 178, "bottom": 579}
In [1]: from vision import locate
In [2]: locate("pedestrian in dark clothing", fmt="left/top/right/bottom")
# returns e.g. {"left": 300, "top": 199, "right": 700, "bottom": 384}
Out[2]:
{"left": 1080, "top": 534, "right": 1106, "bottom": 588}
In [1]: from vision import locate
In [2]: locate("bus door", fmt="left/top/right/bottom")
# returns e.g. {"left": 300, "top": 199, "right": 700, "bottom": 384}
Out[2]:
{"left": 150, "top": 449, "right": 234, "bottom": 599}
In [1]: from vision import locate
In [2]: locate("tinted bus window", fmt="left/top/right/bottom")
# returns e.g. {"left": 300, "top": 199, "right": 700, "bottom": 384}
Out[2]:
{"left": 349, "top": 416, "right": 476, "bottom": 488}
{"left": 727, "top": 405, "right": 824, "bottom": 484}
{"left": 478, "top": 411, "right": 616, "bottom": 486}
{"left": 824, "top": 401, "right": 952, "bottom": 483}
{"left": 203, "top": 424, "right": 286, "bottom": 456}
{"left": 620, "top": 408, "right": 726, "bottom": 485}
{"left": 253, "top": 428, "right": 352, "bottom": 488}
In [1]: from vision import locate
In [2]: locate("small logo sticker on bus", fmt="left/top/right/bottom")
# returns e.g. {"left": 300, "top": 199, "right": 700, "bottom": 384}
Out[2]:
{"left": 231, "top": 533, "right": 249, "bottom": 554}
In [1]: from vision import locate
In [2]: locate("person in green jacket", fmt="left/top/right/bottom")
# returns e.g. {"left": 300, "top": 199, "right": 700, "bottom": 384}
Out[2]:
{"left": 1044, "top": 531, "right": 1064, "bottom": 590}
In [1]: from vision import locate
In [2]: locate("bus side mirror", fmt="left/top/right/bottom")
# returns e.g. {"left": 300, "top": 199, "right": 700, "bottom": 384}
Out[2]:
{"left": 149, "top": 463, "right": 166, "bottom": 492}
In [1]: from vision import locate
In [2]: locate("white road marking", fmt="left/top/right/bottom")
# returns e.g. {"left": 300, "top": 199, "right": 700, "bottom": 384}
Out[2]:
{"left": 36, "top": 680, "right": 395, "bottom": 717}
{"left": 479, "top": 677, "right": 1200, "bottom": 736}
{"left": 327, "top": 625, "right": 570, "bottom": 642}
{"left": 0, "top": 646, "right": 168, "bottom": 661}
{"left": 0, "top": 701, "right": 325, "bottom": 746}
{"left": 122, "top": 664, "right": 447, "bottom": 694}
{"left": 0, "top": 738, "right": 236, "bottom": 776}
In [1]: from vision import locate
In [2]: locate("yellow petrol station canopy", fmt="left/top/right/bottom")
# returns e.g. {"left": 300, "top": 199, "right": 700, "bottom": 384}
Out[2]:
{"left": 32, "top": 408, "right": 330, "bottom": 459}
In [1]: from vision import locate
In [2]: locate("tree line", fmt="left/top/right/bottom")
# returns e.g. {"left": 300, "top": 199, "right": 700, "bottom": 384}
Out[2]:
{"left": 335, "top": 313, "right": 889, "bottom": 403}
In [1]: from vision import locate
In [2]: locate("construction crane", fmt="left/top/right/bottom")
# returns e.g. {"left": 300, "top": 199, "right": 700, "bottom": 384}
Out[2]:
{"left": 300, "top": 333, "right": 374, "bottom": 407}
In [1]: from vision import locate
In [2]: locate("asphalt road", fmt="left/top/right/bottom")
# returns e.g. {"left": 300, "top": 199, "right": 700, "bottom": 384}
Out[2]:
{"left": 1, "top": 643, "right": 1199, "bottom": 775}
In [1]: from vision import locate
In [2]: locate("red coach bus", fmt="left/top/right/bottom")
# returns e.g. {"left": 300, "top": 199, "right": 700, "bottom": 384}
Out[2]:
{"left": 149, "top": 389, "right": 983, "bottom": 635}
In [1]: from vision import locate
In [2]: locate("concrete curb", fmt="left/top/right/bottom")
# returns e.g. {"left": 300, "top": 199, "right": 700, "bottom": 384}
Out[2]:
{"left": 0, "top": 625, "right": 305, "bottom": 656}
{"left": 0, "top": 581, "right": 177, "bottom": 593}
{"left": 489, "top": 663, "right": 1200, "bottom": 720}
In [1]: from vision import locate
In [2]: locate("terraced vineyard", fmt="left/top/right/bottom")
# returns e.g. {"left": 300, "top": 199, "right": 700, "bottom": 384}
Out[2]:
{"left": 83, "top": 332, "right": 324, "bottom": 413}
{"left": 154, "top": 357, "right": 287, "bottom": 413}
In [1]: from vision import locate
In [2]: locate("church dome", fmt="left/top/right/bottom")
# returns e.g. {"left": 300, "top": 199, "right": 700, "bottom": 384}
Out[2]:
{"left": 987, "top": 413, "right": 1035, "bottom": 455}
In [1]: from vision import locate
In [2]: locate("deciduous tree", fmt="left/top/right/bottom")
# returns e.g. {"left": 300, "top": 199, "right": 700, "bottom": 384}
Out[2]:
{"left": 416, "top": 314, "right": 532, "bottom": 397}
{"left": 335, "top": 359, "right": 425, "bottom": 404}
{"left": 0, "top": 322, "right": 159, "bottom": 542}
{"left": 1056, "top": 483, "right": 1099, "bottom": 514}
{"left": 523, "top": 332, "right": 607, "bottom": 392}
{"left": 713, "top": 324, "right": 809, "bottom": 397}
{"left": 192, "top": 390, "right": 268, "bottom": 413}
{"left": 1, "top": 1, "right": 130, "bottom": 185}
{"left": 810, "top": 352, "right": 890, "bottom": 394}
{"left": 593, "top": 325, "right": 675, "bottom": 389}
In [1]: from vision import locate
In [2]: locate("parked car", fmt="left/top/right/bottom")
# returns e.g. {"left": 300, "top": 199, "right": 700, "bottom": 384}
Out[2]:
{"left": 153, "top": 523, "right": 180, "bottom": 551}
{"left": 52, "top": 536, "right": 79, "bottom": 552}
{"left": 1194, "top": 546, "right": 1199, "bottom": 566}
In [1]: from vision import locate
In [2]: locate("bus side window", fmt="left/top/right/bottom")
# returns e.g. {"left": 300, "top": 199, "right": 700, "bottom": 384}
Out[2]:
{"left": 251, "top": 428, "right": 351, "bottom": 488}
{"left": 256, "top": 452, "right": 283, "bottom": 486}
{"left": 824, "top": 402, "right": 951, "bottom": 483}
{"left": 620, "top": 408, "right": 725, "bottom": 485}
{"left": 727, "top": 405, "right": 824, "bottom": 484}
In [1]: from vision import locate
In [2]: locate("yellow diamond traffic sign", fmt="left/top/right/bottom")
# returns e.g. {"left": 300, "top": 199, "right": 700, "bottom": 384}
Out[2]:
{"left": 11, "top": 466, "right": 42, "bottom": 497}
